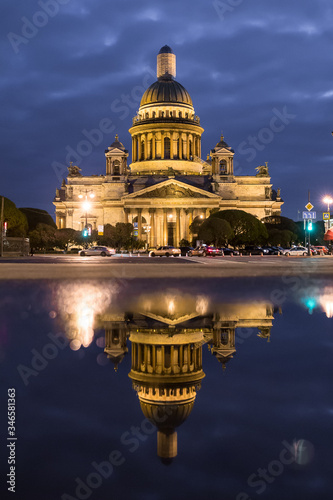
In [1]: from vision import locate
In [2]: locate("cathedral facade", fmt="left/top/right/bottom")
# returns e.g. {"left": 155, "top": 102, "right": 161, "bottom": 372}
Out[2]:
{"left": 53, "top": 46, "right": 283, "bottom": 246}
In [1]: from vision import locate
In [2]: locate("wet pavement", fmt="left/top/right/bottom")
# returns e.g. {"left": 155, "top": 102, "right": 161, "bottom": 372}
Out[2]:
{"left": 1, "top": 276, "right": 333, "bottom": 500}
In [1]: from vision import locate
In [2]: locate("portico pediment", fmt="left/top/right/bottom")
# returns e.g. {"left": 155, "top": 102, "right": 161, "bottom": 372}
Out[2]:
{"left": 123, "top": 179, "right": 219, "bottom": 200}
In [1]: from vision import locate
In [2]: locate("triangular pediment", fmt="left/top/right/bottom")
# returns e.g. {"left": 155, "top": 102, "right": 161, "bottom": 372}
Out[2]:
{"left": 123, "top": 179, "right": 219, "bottom": 200}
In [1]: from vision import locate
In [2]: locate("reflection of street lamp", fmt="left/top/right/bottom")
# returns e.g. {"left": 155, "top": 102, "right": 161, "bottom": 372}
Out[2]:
{"left": 78, "top": 191, "right": 95, "bottom": 229}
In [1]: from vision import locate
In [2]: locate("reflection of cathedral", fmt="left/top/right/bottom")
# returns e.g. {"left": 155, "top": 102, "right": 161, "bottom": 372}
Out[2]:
{"left": 54, "top": 46, "right": 283, "bottom": 245}
{"left": 99, "top": 293, "right": 276, "bottom": 461}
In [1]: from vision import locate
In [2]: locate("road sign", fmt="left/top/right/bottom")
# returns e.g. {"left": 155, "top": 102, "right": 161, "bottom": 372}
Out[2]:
{"left": 323, "top": 212, "right": 330, "bottom": 220}
{"left": 305, "top": 202, "right": 314, "bottom": 211}
{"left": 98, "top": 225, "right": 104, "bottom": 235}
{"left": 302, "top": 211, "right": 316, "bottom": 219}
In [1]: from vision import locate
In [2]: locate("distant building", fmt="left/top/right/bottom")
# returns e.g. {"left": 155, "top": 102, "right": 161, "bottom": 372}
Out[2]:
{"left": 53, "top": 45, "right": 283, "bottom": 245}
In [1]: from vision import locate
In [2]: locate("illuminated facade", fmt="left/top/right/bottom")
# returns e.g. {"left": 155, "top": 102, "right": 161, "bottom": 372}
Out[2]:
{"left": 54, "top": 45, "right": 283, "bottom": 246}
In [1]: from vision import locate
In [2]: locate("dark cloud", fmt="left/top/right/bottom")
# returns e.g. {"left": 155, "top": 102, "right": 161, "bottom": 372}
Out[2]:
{"left": 1, "top": 0, "right": 332, "bottom": 218}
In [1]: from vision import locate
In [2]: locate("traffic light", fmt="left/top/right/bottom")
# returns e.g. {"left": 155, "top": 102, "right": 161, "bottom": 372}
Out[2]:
{"left": 307, "top": 220, "right": 313, "bottom": 231}
{"left": 82, "top": 228, "right": 89, "bottom": 237}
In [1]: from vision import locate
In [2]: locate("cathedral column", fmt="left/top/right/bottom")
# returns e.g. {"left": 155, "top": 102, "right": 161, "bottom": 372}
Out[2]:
{"left": 149, "top": 208, "right": 156, "bottom": 247}
{"left": 171, "top": 132, "right": 175, "bottom": 159}
{"left": 186, "top": 133, "right": 190, "bottom": 159}
{"left": 124, "top": 208, "right": 129, "bottom": 224}
{"left": 161, "top": 131, "right": 165, "bottom": 159}
{"left": 178, "top": 135, "right": 182, "bottom": 160}
{"left": 198, "top": 135, "right": 201, "bottom": 158}
{"left": 144, "top": 133, "right": 148, "bottom": 160}
{"left": 137, "top": 208, "right": 142, "bottom": 239}
{"left": 176, "top": 208, "right": 181, "bottom": 247}
{"left": 163, "top": 208, "right": 168, "bottom": 245}
{"left": 152, "top": 133, "right": 156, "bottom": 160}
{"left": 132, "top": 137, "right": 135, "bottom": 163}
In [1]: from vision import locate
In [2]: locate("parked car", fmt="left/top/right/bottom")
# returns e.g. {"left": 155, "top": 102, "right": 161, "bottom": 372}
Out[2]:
{"left": 180, "top": 246, "right": 194, "bottom": 256}
{"left": 262, "top": 246, "right": 280, "bottom": 255}
{"left": 79, "top": 246, "right": 116, "bottom": 257}
{"left": 243, "top": 246, "right": 269, "bottom": 255}
{"left": 188, "top": 246, "right": 221, "bottom": 257}
{"left": 281, "top": 246, "right": 310, "bottom": 256}
{"left": 312, "top": 246, "right": 329, "bottom": 255}
{"left": 220, "top": 247, "right": 240, "bottom": 256}
{"left": 149, "top": 246, "right": 181, "bottom": 257}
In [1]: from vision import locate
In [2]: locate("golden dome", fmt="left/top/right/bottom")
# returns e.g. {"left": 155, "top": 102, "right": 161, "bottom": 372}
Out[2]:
{"left": 140, "top": 79, "right": 193, "bottom": 107}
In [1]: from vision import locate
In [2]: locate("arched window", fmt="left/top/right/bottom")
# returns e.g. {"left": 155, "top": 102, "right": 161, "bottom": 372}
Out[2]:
{"left": 113, "top": 160, "right": 120, "bottom": 175}
{"left": 164, "top": 137, "right": 170, "bottom": 159}
{"left": 219, "top": 160, "right": 227, "bottom": 174}
{"left": 178, "top": 111, "right": 182, "bottom": 118}
{"left": 152, "top": 111, "right": 156, "bottom": 118}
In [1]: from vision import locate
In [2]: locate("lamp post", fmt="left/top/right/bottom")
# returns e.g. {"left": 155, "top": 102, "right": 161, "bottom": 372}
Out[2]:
{"left": 78, "top": 190, "right": 95, "bottom": 230}
{"left": 323, "top": 196, "right": 333, "bottom": 231}
{"left": 143, "top": 224, "right": 151, "bottom": 249}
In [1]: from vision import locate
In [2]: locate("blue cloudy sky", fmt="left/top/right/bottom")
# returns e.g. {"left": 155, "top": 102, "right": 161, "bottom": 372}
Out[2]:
{"left": 1, "top": 0, "right": 333, "bottom": 219}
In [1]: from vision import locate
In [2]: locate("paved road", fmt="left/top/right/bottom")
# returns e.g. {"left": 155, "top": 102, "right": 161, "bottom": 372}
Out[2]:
{"left": 0, "top": 254, "right": 333, "bottom": 279}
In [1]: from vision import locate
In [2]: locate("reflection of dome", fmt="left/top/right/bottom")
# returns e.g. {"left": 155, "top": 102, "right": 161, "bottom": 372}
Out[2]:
{"left": 140, "top": 400, "right": 195, "bottom": 430}
{"left": 140, "top": 80, "right": 193, "bottom": 107}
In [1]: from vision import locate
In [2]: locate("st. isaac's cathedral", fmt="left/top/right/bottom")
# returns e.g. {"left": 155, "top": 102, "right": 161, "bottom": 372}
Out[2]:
{"left": 54, "top": 46, "right": 283, "bottom": 246}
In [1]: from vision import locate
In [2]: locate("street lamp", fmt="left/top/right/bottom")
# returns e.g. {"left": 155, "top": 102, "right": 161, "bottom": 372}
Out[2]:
{"left": 323, "top": 196, "right": 333, "bottom": 232}
{"left": 78, "top": 191, "right": 95, "bottom": 229}
{"left": 323, "top": 196, "right": 333, "bottom": 212}
{"left": 143, "top": 224, "right": 151, "bottom": 249}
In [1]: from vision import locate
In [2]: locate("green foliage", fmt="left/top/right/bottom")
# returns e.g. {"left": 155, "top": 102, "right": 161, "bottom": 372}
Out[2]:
{"left": 0, "top": 196, "right": 28, "bottom": 236}
{"left": 179, "top": 239, "right": 191, "bottom": 246}
{"left": 189, "top": 216, "right": 204, "bottom": 235}
{"left": 198, "top": 218, "right": 233, "bottom": 246}
{"left": 54, "top": 228, "right": 78, "bottom": 251}
{"left": 19, "top": 207, "right": 56, "bottom": 231}
{"left": 266, "top": 228, "right": 294, "bottom": 247}
{"left": 29, "top": 223, "right": 56, "bottom": 251}
{"left": 97, "top": 223, "right": 133, "bottom": 249}
{"left": 263, "top": 215, "right": 302, "bottom": 242}
{"left": 211, "top": 210, "right": 268, "bottom": 245}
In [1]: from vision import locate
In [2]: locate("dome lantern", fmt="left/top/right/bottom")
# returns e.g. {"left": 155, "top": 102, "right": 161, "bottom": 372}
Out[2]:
{"left": 157, "top": 45, "right": 176, "bottom": 80}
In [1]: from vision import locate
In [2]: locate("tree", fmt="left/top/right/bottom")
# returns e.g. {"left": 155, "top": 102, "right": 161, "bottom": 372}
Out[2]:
{"left": 189, "top": 216, "right": 204, "bottom": 237}
{"left": 267, "top": 228, "right": 294, "bottom": 247}
{"left": 54, "top": 228, "right": 78, "bottom": 251}
{"left": 211, "top": 210, "right": 268, "bottom": 245}
{"left": 28, "top": 223, "right": 56, "bottom": 251}
{"left": 179, "top": 238, "right": 191, "bottom": 246}
{"left": 0, "top": 196, "right": 28, "bottom": 236}
{"left": 97, "top": 223, "right": 133, "bottom": 249}
{"left": 19, "top": 208, "right": 56, "bottom": 231}
{"left": 198, "top": 218, "right": 233, "bottom": 246}
{"left": 263, "top": 215, "right": 302, "bottom": 243}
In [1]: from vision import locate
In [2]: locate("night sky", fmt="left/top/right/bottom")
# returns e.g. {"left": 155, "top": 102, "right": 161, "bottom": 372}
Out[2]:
{"left": 2, "top": 0, "right": 333, "bottom": 220}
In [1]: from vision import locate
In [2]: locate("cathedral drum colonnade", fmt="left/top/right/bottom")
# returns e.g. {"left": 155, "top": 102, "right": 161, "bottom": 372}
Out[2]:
{"left": 53, "top": 46, "right": 283, "bottom": 245}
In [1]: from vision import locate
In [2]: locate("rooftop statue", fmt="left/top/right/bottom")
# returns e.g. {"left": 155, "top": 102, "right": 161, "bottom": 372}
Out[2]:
{"left": 255, "top": 162, "right": 269, "bottom": 177}
{"left": 68, "top": 163, "right": 82, "bottom": 177}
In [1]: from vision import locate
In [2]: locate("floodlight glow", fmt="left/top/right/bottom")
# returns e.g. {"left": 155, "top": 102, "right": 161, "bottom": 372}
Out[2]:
{"left": 82, "top": 201, "right": 91, "bottom": 211}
